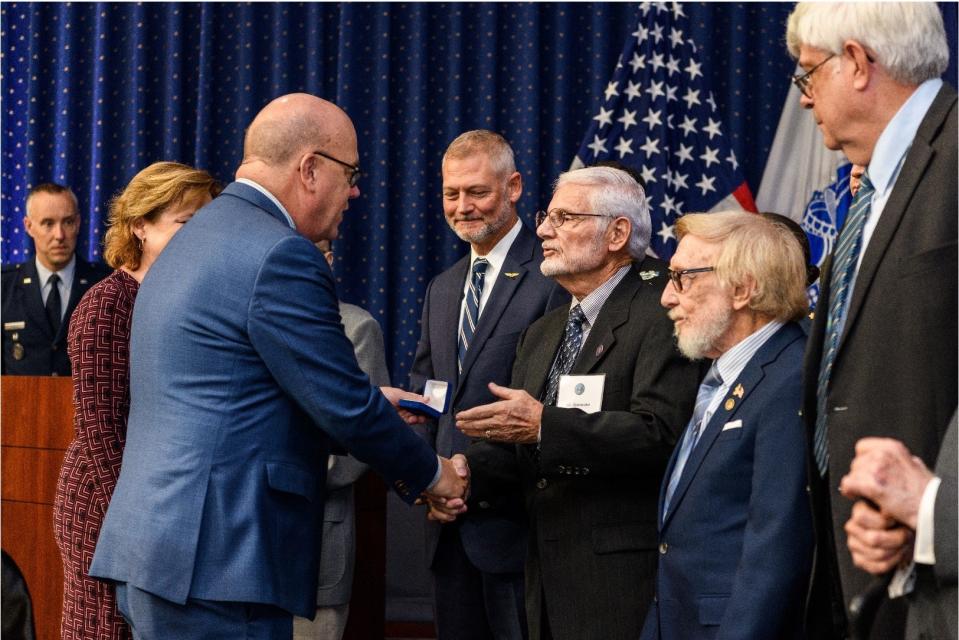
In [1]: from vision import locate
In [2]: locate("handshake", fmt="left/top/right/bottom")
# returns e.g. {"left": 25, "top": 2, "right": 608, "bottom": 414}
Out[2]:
{"left": 382, "top": 386, "right": 471, "bottom": 523}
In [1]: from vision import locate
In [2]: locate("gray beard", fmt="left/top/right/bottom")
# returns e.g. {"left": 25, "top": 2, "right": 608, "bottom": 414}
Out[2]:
{"left": 674, "top": 303, "right": 732, "bottom": 361}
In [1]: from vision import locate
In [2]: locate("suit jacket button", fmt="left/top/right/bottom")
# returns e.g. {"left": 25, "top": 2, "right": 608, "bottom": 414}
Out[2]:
{"left": 478, "top": 501, "right": 490, "bottom": 509}
{"left": 582, "top": 467, "right": 590, "bottom": 475}
{"left": 536, "top": 478, "right": 548, "bottom": 490}
{"left": 659, "top": 542, "right": 668, "bottom": 555}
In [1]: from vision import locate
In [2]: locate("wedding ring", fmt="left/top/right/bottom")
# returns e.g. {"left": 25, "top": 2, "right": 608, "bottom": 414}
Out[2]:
{"left": 485, "top": 429, "right": 492, "bottom": 440}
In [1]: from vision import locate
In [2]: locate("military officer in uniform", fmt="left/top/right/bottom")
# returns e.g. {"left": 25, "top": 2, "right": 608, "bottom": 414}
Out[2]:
{"left": 2, "top": 183, "right": 110, "bottom": 375}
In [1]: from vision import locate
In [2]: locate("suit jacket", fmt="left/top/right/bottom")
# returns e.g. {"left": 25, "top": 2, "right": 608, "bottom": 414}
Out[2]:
{"left": 468, "top": 260, "right": 702, "bottom": 640}
{"left": 89, "top": 182, "right": 440, "bottom": 618}
{"left": 641, "top": 322, "right": 813, "bottom": 640}
{"left": 1, "top": 256, "right": 110, "bottom": 375}
{"left": 802, "top": 84, "right": 958, "bottom": 638}
{"left": 314, "top": 302, "right": 391, "bottom": 608}
{"left": 906, "top": 411, "right": 957, "bottom": 640}
{"left": 410, "top": 223, "right": 567, "bottom": 574}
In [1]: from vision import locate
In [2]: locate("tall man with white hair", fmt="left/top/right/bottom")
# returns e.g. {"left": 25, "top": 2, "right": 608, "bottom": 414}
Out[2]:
{"left": 641, "top": 212, "right": 813, "bottom": 640}
{"left": 786, "top": 4, "right": 957, "bottom": 638}
{"left": 452, "top": 166, "right": 701, "bottom": 640}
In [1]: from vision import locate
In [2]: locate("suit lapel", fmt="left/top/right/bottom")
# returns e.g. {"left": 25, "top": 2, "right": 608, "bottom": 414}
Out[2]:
{"left": 19, "top": 260, "right": 53, "bottom": 341}
{"left": 220, "top": 181, "right": 289, "bottom": 226}
{"left": 839, "top": 86, "right": 956, "bottom": 353}
{"left": 440, "top": 257, "right": 469, "bottom": 390}
{"left": 572, "top": 271, "right": 638, "bottom": 374}
{"left": 524, "top": 310, "right": 568, "bottom": 400}
{"left": 661, "top": 324, "right": 802, "bottom": 529}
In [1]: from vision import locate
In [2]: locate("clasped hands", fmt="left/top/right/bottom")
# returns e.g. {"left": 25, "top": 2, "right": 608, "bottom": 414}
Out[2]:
{"left": 839, "top": 437, "right": 934, "bottom": 575}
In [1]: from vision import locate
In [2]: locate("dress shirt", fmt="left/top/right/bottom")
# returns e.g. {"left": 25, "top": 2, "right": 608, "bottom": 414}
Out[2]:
{"left": 698, "top": 321, "right": 784, "bottom": 431}
{"left": 569, "top": 263, "right": 632, "bottom": 345}
{"left": 35, "top": 254, "right": 75, "bottom": 320}
{"left": 456, "top": 218, "right": 522, "bottom": 332}
{"left": 236, "top": 178, "right": 297, "bottom": 229}
{"left": 914, "top": 476, "right": 942, "bottom": 565}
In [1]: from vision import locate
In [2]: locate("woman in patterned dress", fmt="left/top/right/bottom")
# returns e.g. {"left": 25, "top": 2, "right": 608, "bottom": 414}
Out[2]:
{"left": 53, "top": 162, "right": 220, "bottom": 640}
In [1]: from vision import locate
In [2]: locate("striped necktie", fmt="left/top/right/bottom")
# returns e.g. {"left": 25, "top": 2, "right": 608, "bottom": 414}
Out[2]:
{"left": 813, "top": 172, "right": 875, "bottom": 476}
{"left": 458, "top": 258, "right": 489, "bottom": 373}
{"left": 542, "top": 304, "right": 587, "bottom": 406}
{"left": 663, "top": 364, "right": 723, "bottom": 516}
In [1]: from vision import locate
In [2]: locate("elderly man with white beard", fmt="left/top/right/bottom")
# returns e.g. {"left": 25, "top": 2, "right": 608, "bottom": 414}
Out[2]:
{"left": 641, "top": 211, "right": 814, "bottom": 640}
{"left": 444, "top": 166, "right": 701, "bottom": 640}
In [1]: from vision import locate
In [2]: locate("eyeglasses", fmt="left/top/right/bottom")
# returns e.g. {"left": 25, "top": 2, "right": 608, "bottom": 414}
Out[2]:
{"left": 312, "top": 150, "right": 361, "bottom": 187}
{"left": 535, "top": 208, "right": 610, "bottom": 229}
{"left": 667, "top": 267, "right": 715, "bottom": 293}
{"left": 791, "top": 54, "right": 834, "bottom": 99}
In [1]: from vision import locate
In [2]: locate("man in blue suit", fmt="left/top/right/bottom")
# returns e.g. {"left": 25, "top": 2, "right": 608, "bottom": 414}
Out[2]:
{"left": 641, "top": 211, "right": 814, "bottom": 640}
{"left": 89, "top": 94, "right": 468, "bottom": 639}
{"left": 409, "top": 130, "right": 566, "bottom": 639}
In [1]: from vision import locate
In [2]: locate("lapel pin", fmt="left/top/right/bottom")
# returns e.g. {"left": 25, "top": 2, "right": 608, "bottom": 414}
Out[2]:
{"left": 733, "top": 384, "right": 744, "bottom": 398}
{"left": 79, "top": 278, "right": 88, "bottom": 285}
{"left": 639, "top": 270, "right": 659, "bottom": 281}
{"left": 595, "top": 344, "right": 604, "bottom": 357}
{"left": 22, "top": 277, "right": 32, "bottom": 284}
{"left": 504, "top": 272, "right": 519, "bottom": 279}
{"left": 724, "top": 398, "right": 735, "bottom": 411}
{"left": 12, "top": 343, "right": 25, "bottom": 360}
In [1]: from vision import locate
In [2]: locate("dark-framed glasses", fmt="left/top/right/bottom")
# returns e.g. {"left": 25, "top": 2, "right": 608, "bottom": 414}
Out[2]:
{"left": 535, "top": 208, "right": 610, "bottom": 229}
{"left": 312, "top": 150, "right": 361, "bottom": 187}
{"left": 667, "top": 267, "right": 715, "bottom": 293}
{"left": 791, "top": 54, "right": 835, "bottom": 99}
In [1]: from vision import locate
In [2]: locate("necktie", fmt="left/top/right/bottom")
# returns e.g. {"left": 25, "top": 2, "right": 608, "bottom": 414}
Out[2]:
{"left": 542, "top": 305, "right": 587, "bottom": 406}
{"left": 458, "top": 258, "right": 489, "bottom": 372}
{"left": 663, "top": 364, "right": 723, "bottom": 516}
{"left": 813, "top": 172, "right": 875, "bottom": 477}
{"left": 45, "top": 273, "right": 62, "bottom": 335}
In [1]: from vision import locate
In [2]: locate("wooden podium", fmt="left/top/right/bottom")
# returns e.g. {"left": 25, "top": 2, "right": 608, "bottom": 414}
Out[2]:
{"left": 2, "top": 375, "right": 74, "bottom": 640}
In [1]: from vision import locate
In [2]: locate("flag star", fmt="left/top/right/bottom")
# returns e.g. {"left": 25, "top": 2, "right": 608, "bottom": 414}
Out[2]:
{"left": 629, "top": 52, "right": 646, "bottom": 73}
{"left": 639, "top": 136, "right": 661, "bottom": 158}
{"left": 639, "top": 2, "right": 652, "bottom": 16}
{"left": 726, "top": 149, "right": 740, "bottom": 171}
{"left": 685, "top": 59, "right": 703, "bottom": 81}
{"left": 696, "top": 174, "right": 717, "bottom": 195}
{"left": 672, "top": 2, "right": 686, "bottom": 19}
{"left": 699, "top": 146, "right": 720, "bottom": 167}
{"left": 640, "top": 164, "right": 657, "bottom": 184}
{"left": 604, "top": 81, "right": 620, "bottom": 101}
{"left": 614, "top": 136, "right": 635, "bottom": 158}
{"left": 661, "top": 193, "right": 677, "bottom": 216}
{"left": 707, "top": 92, "right": 717, "bottom": 110}
{"left": 679, "top": 115, "right": 697, "bottom": 137}
{"left": 662, "top": 168, "right": 674, "bottom": 188}
{"left": 617, "top": 108, "right": 638, "bottom": 131}
{"left": 657, "top": 221, "right": 676, "bottom": 244}
{"left": 587, "top": 134, "right": 608, "bottom": 157}
{"left": 703, "top": 117, "right": 722, "bottom": 139}
{"left": 648, "top": 80, "right": 666, "bottom": 101}
{"left": 650, "top": 23, "right": 664, "bottom": 43}
{"left": 666, "top": 113, "right": 675, "bottom": 129}
{"left": 674, "top": 198, "right": 685, "bottom": 215}
{"left": 665, "top": 55, "right": 681, "bottom": 77}
{"left": 593, "top": 106, "right": 614, "bottom": 127}
{"left": 669, "top": 27, "right": 684, "bottom": 49}
{"left": 649, "top": 52, "right": 666, "bottom": 73}
{"left": 673, "top": 171, "right": 689, "bottom": 189}
{"left": 633, "top": 23, "right": 649, "bottom": 42}
{"left": 642, "top": 108, "right": 663, "bottom": 129}
{"left": 682, "top": 88, "right": 701, "bottom": 109}
{"left": 674, "top": 143, "right": 694, "bottom": 164}
{"left": 653, "top": 1, "right": 669, "bottom": 12}
{"left": 615, "top": 55, "right": 624, "bottom": 70}
{"left": 624, "top": 80, "right": 643, "bottom": 102}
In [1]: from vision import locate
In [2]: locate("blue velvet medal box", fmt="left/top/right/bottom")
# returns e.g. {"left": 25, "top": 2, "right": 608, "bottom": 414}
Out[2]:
{"left": 398, "top": 380, "right": 451, "bottom": 418}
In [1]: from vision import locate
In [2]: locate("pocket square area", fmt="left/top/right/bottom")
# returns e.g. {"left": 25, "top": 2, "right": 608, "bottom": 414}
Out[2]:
{"left": 722, "top": 419, "right": 743, "bottom": 431}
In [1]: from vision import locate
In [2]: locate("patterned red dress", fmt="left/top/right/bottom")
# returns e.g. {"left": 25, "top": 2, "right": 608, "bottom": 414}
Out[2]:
{"left": 53, "top": 269, "right": 138, "bottom": 640}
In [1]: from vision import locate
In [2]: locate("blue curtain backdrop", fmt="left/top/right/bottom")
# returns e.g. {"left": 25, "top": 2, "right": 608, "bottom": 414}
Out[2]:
{"left": 2, "top": 2, "right": 956, "bottom": 379}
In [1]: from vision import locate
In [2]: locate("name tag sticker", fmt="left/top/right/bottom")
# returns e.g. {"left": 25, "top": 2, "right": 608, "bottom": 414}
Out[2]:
{"left": 556, "top": 374, "right": 605, "bottom": 414}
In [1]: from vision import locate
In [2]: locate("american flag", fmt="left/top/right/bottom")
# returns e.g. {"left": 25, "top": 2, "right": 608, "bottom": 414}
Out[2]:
{"left": 573, "top": 1, "right": 756, "bottom": 260}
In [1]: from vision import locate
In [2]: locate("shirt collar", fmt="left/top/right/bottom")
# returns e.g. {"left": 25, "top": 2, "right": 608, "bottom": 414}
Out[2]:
{"left": 35, "top": 253, "right": 76, "bottom": 288}
{"left": 868, "top": 78, "right": 942, "bottom": 195}
{"left": 469, "top": 218, "right": 521, "bottom": 271}
{"left": 572, "top": 264, "right": 632, "bottom": 327}
{"left": 713, "top": 320, "right": 784, "bottom": 387}
{"left": 236, "top": 178, "right": 297, "bottom": 229}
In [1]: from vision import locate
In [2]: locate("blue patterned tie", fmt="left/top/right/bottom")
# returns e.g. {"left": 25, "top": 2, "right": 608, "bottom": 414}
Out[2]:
{"left": 458, "top": 258, "right": 489, "bottom": 373}
{"left": 813, "top": 172, "right": 874, "bottom": 476}
{"left": 542, "top": 304, "right": 587, "bottom": 406}
{"left": 663, "top": 364, "right": 723, "bottom": 516}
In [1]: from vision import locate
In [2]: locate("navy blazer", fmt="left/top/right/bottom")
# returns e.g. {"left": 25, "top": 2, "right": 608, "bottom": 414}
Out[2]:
{"left": 90, "top": 182, "right": 440, "bottom": 618}
{"left": 410, "top": 222, "right": 567, "bottom": 573}
{"left": 642, "top": 322, "right": 813, "bottom": 640}
{"left": 1, "top": 256, "right": 109, "bottom": 375}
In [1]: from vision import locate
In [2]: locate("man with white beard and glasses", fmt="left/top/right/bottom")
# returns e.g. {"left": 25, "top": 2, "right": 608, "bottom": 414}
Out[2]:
{"left": 641, "top": 211, "right": 813, "bottom": 639}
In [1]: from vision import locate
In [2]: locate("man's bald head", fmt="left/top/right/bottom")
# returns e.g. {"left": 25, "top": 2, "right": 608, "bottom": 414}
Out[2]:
{"left": 242, "top": 93, "right": 353, "bottom": 167}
